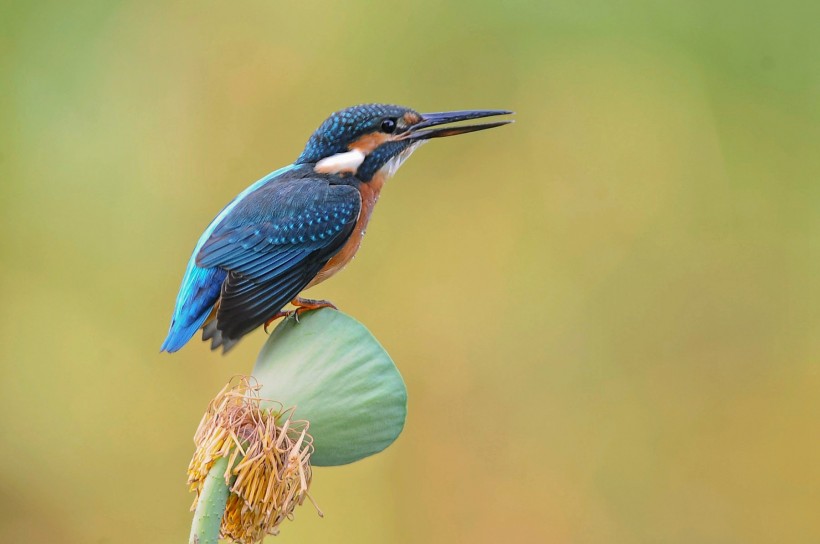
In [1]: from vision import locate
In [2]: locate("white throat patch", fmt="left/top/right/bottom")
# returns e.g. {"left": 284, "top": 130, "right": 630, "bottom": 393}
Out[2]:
{"left": 378, "top": 141, "right": 425, "bottom": 180}
{"left": 312, "top": 141, "right": 425, "bottom": 179}
{"left": 314, "top": 149, "right": 366, "bottom": 175}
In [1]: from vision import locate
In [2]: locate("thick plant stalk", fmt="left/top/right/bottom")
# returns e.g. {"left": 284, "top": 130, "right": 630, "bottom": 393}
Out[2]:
{"left": 189, "top": 457, "right": 234, "bottom": 544}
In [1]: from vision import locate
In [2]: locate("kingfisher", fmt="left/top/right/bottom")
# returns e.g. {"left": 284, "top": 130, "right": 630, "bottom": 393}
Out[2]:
{"left": 161, "top": 103, "right": 512, "bottom": 353}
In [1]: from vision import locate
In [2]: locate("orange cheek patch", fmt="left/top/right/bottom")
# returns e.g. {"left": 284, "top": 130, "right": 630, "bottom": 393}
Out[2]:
{"left": 348, "top": 132, "right": 391, "bottom": 154}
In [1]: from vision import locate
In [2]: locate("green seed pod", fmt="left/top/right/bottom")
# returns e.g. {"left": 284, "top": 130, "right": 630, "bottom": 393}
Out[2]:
{"left": 253, "top": 309, "right": 408, "bottom": 466}
{"left": 188, "top": 309, "right": 407, "bottom": 543}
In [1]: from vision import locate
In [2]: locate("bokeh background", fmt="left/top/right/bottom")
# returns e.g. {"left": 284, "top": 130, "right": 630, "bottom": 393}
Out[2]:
{"left": 2, "top": 1, "right": 819, "bottom": 542}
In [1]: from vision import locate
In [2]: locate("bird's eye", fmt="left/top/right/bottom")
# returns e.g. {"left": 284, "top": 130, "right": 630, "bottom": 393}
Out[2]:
{"left": 380, "top": 118, "right": 397, "bottom": 133}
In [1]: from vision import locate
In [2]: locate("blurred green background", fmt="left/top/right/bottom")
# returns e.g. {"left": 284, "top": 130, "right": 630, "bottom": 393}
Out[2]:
{"left": 2, "top": 0, "right": 819, "bottom": 542}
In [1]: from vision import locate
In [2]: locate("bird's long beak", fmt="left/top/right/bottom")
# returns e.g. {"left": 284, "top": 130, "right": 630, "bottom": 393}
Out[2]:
{"left": 402, "top": 109, "right": 514, "bottom": 140}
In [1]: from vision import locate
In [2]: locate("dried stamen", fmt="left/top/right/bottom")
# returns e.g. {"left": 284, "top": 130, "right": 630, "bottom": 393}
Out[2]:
{"left": 187, "top": 377, "right": 319, "bottom": 543}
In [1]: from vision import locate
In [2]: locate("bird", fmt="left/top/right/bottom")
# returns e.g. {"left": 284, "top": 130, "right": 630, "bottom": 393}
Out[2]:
{"left": 161, "top": 103, "right": 512, "bottom": 353}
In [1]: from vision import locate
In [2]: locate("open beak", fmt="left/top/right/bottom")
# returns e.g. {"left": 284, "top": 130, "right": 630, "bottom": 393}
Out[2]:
{"left": 402, "top": 109, "right": 514, "bottom": 140}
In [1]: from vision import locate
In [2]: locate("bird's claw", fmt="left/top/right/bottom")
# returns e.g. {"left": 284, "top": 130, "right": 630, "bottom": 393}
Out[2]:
{"left": 263, "top": 298, "right": 337, "bottom": 333}
{"left": 264, "top": 310, "right": 292, "bottom": 333}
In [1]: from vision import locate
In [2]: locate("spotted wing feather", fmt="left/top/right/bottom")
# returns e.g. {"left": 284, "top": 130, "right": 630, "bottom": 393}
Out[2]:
{"left": 195, "top": 177, "right": 360, "bottom": 346}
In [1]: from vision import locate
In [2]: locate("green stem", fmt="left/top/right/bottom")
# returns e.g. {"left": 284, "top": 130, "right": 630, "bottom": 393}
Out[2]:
{"left": 189, "top": 457, "right": 236, "bottom": 544}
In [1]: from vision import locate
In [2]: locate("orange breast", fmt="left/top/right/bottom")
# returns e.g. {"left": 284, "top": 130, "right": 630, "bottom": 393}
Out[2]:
{"left": 307, "top": 173, "right": 386, "bottom": 288}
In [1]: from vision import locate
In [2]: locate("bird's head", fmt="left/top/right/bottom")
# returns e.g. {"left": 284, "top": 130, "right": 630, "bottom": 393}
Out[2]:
{"left": 296, "top": 104, "right": 512, "bottom": 182}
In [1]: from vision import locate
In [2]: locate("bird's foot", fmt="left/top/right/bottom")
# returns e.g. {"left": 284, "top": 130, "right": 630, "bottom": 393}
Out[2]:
{"left": 264, "top": 297, "right": 338, "bottom": 332}
{"left": 291, "top": 296, "right": 339, "bottom": 315}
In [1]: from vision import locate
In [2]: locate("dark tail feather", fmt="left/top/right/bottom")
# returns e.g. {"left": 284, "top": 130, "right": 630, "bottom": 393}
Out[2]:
{"left": 202, "top": 320, "right": 241, "bottom": 354}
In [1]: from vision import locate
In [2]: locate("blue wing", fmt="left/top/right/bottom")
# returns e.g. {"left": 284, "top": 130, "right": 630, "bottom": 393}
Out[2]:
{"left": 161, "top": 165, "right": 360, "bottom": 352}
{"left": 161, "top": 165, "right": 294, "bottom": 353}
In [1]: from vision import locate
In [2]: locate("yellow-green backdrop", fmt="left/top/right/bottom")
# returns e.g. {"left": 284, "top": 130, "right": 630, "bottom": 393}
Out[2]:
{"left": 2, "top": 1, "right": 819, "bottom": 542}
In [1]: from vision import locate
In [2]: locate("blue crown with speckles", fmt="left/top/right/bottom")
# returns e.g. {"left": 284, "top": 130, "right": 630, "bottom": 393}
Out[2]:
{"left": 296, "top": 104, "right": 414, "bottom": 164}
